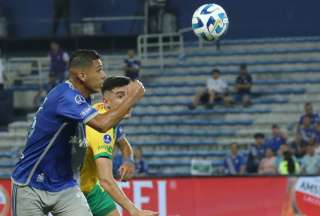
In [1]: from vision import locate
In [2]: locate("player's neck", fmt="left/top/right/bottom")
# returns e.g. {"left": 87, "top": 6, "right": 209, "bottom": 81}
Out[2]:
{"left": 69, "top": 78, "right": 91, "bottom": 98}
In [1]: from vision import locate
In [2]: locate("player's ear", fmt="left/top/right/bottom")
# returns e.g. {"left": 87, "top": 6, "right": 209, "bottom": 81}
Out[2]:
{"left": 77, "top": 70, "right": 87, "bottom": 82}
{"left": 102, "top": 97, "right": 108, "bottom": 104}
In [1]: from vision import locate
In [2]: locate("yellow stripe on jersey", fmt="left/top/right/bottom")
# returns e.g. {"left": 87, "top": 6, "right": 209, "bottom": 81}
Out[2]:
{"left": 80, "top": 102, "right": 117, "bottom": 193}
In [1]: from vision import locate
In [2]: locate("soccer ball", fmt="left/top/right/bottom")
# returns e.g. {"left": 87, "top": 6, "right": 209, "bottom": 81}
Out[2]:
{"left": 192, "top": 3, "right": 229, "bottom": 41}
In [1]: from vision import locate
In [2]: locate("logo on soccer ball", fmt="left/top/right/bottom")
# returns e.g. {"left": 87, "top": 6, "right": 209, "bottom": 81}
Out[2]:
{"left": 75, "top": 95, "right": 86, "bottom": 105}
{"left": 103, "top": 134, "right": 112, "bottom": 144}
{"left": 0, "top": 186, "right": 9, "bottom": 216}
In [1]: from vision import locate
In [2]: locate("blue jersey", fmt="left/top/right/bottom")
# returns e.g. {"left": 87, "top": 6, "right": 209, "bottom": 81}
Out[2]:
{"left": 224, "top": 154, "right": 245, "bottom": 175}
{"left": 12, "top": 81, "right": 98, "bottom": 192}
{"left": 266, "top": 135, "right": 287, "bottom": 152}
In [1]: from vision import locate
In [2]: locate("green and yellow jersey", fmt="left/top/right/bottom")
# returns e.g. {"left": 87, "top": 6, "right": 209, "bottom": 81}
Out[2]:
{"left": 80, "top": 102, "right": 124, "bottom": 193}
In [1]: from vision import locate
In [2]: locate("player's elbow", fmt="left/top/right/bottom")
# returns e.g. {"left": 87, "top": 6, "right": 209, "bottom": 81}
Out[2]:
{"left": 94, "top": 125, "right": 109, "bottom": 133}
{"left": 88, "top": 116, "right": 113, "bottom": 133}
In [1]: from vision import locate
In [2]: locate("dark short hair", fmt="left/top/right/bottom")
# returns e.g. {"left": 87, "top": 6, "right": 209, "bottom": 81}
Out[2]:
{"left": 272, "top": 124, "right": 279, "bottom": 129}
{"left": 305, "top": 102, "right": 312, "bottom": 107}
{"left": 254, "top": 133, "right": 265, "bottom": 139}
{"left": 69, "top": 49, "right": 101, "bottom": 69}
{"left": 211, "top": 68, "right": 220, "bottom": 75}
{"left": 101, "top": 76, "right": 131, "bottom": 93}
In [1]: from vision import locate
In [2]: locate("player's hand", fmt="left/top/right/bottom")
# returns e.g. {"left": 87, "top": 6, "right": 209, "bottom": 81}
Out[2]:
{"left": 119, "top": 162, "right": 135, "bottom": 181}
{"left": 131, "top": 209, "right": 158, "bottom": 216}
{"left": 128, "top": 80, "right": 145, "bottom": 101}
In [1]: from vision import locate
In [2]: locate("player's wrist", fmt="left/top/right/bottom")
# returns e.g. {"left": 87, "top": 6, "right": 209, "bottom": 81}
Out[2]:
{"left": 123, "top": 157, "right": 135, "bottom": 165}
{"left": 128, "top": 206, "right": 139, "bottom": 215}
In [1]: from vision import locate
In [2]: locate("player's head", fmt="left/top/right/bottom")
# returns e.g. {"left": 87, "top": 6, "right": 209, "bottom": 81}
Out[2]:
{"left": 211, "top": 68, "right": 220, "bottom": 80}
{"left": 254, "top": 133, "right": 265, "bottom": 145}
{"left": 271, "top": 124, "right": 280, "bottom": 136}
{"left": 304, "top": 102, "right": 313, "bottom": 115}
{"left": 101, "top": 76, "right": 131, "bottom": 110}
{"left": 240, "top": 63, "right": 247, "bottom": 74}
{"left": 230, "top": 143, "right": 238, "bottom": 155}
{"left": 306, "top": 144, "right": 316, "bottom": 156}
{"left": 303, "top": 115, "right": 311, "bottom": 127}
{"left": 127, "top": 49, "right": 135, "bottom": 58}
{"left": 69, "top": 49, "right": 106, "bottom": 95}
{"left": 50, "top": 41, "right": 60, "bottom": 52}
{"left": 265, "top": 148, "right": 274, "bottom": 158}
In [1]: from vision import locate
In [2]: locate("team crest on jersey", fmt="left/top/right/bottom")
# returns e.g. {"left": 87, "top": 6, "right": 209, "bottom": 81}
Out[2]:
{"left": 103, "top": 134, "right": 112, "bottom": 144}
{"left": 75, "top": 95, "right": 86, "bottom": 104}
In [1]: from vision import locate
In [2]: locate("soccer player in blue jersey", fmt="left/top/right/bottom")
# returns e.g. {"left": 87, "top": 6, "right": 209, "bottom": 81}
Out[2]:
{"left": 11, "top": 50, "right": 150, "bottom": 216}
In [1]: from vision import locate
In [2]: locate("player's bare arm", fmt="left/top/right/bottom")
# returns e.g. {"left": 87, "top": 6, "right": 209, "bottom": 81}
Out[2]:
{"left": 116, "top": 137, "right": 135, "bottom": 181}
{"left": 95, "top": 158, "right": 158, "bottom": 216}
{"left": 87, "top": 80, "right": 145, "bottom": 133}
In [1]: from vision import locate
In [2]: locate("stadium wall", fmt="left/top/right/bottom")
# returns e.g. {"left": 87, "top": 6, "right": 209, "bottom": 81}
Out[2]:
{"left": 2, "top": 177, "right": 320, "bottom": 216}
{"left": 1, "top": 0, "right": 319, "bottom": 38}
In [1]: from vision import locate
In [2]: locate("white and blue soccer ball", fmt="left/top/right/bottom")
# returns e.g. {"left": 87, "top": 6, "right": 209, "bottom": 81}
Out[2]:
{"left": 192, "top": 3, "right": 229, "bottom": 41}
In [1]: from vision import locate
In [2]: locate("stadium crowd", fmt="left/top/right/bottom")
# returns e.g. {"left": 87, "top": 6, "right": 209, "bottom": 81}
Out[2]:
{"left": 223, "top": 102, "right": 320, "bottom": 176}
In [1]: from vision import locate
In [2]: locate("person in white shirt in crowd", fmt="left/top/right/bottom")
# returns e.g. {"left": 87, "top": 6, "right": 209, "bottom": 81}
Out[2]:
{"left": 301, "top": 144, "right": 320, "bottom": 175}
{"left": 189, "top": 68, "right": 232, "bottom": 109}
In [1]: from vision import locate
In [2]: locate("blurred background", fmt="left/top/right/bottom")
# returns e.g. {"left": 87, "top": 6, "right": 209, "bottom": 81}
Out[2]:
{"left": 1, "top": 0, "right": 320, "bottom": 215}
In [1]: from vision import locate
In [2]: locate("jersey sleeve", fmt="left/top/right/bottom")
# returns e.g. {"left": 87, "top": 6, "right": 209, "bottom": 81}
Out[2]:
{"left": 57, "top": 91, "right": 98, "bottom": 123}
{"left": 86, "top": 126, "right": 113, "bottom": 160}
{"left": 115, "top": 125, "right": 126, "bottom": 142}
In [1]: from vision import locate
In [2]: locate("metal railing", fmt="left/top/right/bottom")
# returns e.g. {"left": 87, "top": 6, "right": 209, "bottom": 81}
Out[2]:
{"left": 4, "top": 57, "right": 50, "bottom": 88}
{"left": 137, "top": 27, "right": 206, "bottom": 69}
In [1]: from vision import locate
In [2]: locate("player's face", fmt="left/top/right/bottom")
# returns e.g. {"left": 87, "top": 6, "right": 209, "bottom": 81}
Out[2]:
{"left": 103, "top": 85, "right": 129, "bottom": 109}
{"left": 305, "top": 105, "right": 313, "bottom": 115}
{"left": 272, "top": 127, "right": 280, "bottom": 136}
{"left": 303, "top": 116, "right": 311, "bottom": 126}
{"left": 212, "top": 72, "right": 220, "bottom": 80}
{"left": 266, "top": 148, "right": 274, "bottom": 158}
{"left": 230, "top": 144, "right": 238, "bottom": 155}
{"left": 84, "top": 59, "right": 106, "bottom": 93}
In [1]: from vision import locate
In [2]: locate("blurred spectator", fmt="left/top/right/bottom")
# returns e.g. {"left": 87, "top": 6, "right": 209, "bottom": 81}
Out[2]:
{"left": 313, "top": 121, "right": 320, "bottom": 146}
{"left": 52, "top": 0, "right": 70, "bottom": 35}
{"left": 189, "top": 68, "right": 232, "bottom": 109}
{"left": 123, "top": 49, "right": 141, "bottom": 80}
{"left": 246, "top": 133, "right": 267, "bottom": 173}
{"left": 275, "top": 143, "right": 290, "bottom": 167}
{"left": 0, "top": 55, "right": 4, "bottom": 91}
{"left": 258, "top": 148, "right": 277, "bottom": 175}
{"left": 235, "top": 64, "right": 252, "bottom": 107}
{"left": 134, "top": 147, "right": 148, "bottom": 177}
{"left": 266, "top": 124, "right": 287, "bottom": 152}
{"left": 290, "top": 135, "right": 306, "bottom": 159}
{"left": 33, "top": 74, "right": 57, "bottom": 108}
{"left": 298, "top": 116, "right": 316, "bottom": 145}
{"left": 299, "top": 102, "right": 319, "bottom": 126}
{"left": 278, "top": 151, "right": 300, "bottom": 175}
{"left": 301, "top": 144, "right": 320, "bottom": 175}
{"left": 223, "top": 143, "right": 246, "bottom": 175}
{"left": 48, "top": 41, "right": 69, "bottom": 83}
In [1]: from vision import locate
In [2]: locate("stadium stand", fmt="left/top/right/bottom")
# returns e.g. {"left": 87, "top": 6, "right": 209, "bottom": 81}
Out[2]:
{"left": 1, "top": 36, "right": 320, "bottom": 177}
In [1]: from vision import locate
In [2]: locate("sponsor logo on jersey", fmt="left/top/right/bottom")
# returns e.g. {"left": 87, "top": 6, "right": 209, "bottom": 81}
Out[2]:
{"left": 103, "top": 134, "right": 112, "bottom": 144}
{"left": 75, "top": 95, "right": 86, "bottom": 105}
{"left": 80, "top": 106, "right": 93, "bottom": 118}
